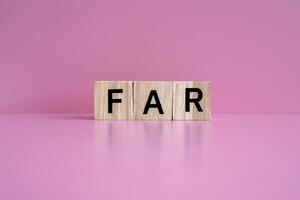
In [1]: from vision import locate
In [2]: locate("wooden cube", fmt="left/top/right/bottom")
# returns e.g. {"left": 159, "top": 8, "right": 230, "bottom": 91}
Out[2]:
{"left": 173, "top": 81, "right": 211, "bottom": 120}
{"left": 134, "top": 81, "right": 172, "bottom": 120}
{"left": 94, "top": 81, "right": 133, "bottom": 120}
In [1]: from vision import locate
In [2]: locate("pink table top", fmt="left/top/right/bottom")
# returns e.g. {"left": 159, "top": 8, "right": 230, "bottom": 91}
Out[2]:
{"left": 1, "top": 114, "right": 299, "bottom": 200}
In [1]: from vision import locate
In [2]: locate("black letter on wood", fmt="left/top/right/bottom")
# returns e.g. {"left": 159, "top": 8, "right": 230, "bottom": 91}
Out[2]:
{"left": 143, "top": 90, "right": 164, "bottom": 114}
{"left": 185, "top": 88, "right": 203, "bottom": 112}
{"left": 108, "top": 89, "right": 123, "bottom": 113}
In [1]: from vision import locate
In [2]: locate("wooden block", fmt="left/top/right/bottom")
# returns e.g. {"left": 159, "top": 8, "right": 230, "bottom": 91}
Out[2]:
{"left": 134, "top": 81, "right": 172, "bottom": 120}
{"left": 173, "top": 81, "right": 211, "bottom": 120}
{"left": 94, "top": 81, "right": 133, "bottom": 120}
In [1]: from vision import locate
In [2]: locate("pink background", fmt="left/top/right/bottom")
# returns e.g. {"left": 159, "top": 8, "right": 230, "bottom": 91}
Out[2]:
{"left": 1, "top": 0, "right": 299, "bottom": 113}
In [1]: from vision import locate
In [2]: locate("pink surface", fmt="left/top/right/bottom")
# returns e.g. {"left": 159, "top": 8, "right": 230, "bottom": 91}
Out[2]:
{"left": 1, "top": 0, "right": 300, "bottom": 113}
{"left": 0, "top": 114, "right": 300, "bottom": 199}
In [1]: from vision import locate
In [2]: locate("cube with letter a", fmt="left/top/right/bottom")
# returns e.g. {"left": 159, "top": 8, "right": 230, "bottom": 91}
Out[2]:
{"left": 173, "top": 81, "right": 211, "bottom": 120}
{"left": 94, "top": 81, "right": 133, "bottom": 120}
{"left": 134, "top": 81, "right": 172, "bottom": 120}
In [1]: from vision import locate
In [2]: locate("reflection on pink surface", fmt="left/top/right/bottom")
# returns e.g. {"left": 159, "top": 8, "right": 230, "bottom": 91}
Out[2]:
{"left": 0, "top": 114, "right": 300, "bottom": 199}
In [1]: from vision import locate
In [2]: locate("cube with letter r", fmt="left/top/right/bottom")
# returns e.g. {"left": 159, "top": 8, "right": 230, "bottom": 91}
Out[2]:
{"left": 173, "top": 81, "right": 211, "bottom": 120}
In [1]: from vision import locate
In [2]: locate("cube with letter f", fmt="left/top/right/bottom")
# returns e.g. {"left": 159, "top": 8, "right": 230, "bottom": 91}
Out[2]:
{"left": 94, "top": 81, "right": 133, "bottom": 120}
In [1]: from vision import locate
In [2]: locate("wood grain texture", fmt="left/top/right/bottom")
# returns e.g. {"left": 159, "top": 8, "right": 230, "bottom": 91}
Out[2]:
{"left": 94, "top": 81, "right": 133, "bottom": 120}
{"left": 173, "top": 81, "right": 211, "bottom": 120}
{"left": 134, "top": 81, "right": 172, "bottom": 120}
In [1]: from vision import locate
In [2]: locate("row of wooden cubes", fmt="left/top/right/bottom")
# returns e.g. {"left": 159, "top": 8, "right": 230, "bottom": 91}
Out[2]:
{"left": 94, "top": 81, "right": 211, "bottom": 120}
